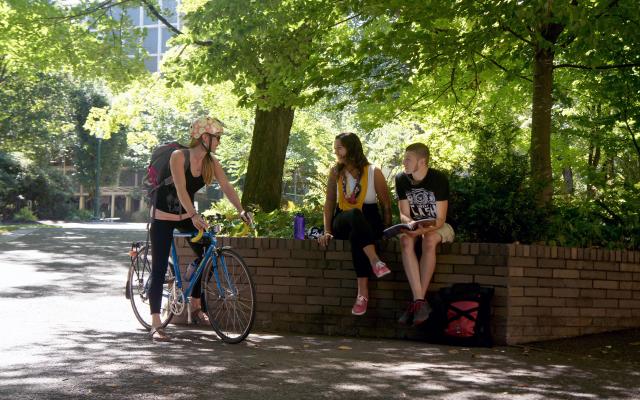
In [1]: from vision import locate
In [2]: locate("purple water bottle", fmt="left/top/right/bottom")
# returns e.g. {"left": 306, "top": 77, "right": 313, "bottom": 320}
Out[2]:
{"left": 294, "top": 213, "right": 305, "bottom": 240}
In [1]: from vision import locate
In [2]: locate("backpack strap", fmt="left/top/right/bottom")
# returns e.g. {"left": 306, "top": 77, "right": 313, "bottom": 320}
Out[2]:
{"left": 181, "top": 149, "right": 191, "bottom": 175}
{"left": 145, "top": 147, "right": 192, "bottom": 251}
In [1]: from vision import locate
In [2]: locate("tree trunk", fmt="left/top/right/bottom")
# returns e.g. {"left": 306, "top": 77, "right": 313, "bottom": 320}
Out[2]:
{"left": 530, "top": 45, "right": 555, "bottom": 207}
{"left": 562, "top": 166, "right": 574, "bottom": 194}
{"left": 587, "top": 144, "right": 600, "bottom": 197}
{"left": 242, "top": 105, "right": 295, "bottom": 212}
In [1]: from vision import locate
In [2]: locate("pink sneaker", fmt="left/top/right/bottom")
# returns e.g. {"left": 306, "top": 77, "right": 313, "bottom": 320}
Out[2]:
{"left": 372, "top": 261, "right": 391, "bottom": 278}
{"left": 351, "top": 295, "right": 368, "bottom": 315}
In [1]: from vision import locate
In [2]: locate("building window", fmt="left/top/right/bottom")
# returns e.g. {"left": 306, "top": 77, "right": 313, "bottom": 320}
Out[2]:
{"left": 143, "top": 27, "right": 159, "bottom": 54}
{"left": 126, "top": 7, "right": 140, "bottom": 25}
{"left": 144, "top": 57, "right": 158, "bottom": 72}
{"left": 143, "top": 7, "right": 157, "bottom": 25}
{"left": 161, "top": 27, "right": 175, "bottom": 52}
{"left": 162, "top": 0, "right": 178, "bottom": 23}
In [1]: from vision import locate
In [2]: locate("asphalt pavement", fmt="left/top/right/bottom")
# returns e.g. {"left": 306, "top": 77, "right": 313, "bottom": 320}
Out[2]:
{"left": 1, "top": 222, "right": 639, "bottom": 400}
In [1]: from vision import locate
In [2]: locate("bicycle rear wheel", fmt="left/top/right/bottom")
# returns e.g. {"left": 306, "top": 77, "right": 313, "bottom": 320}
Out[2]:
{"left": 202, "top": 248, "right": 256, "bottom": 343}
{"left": 127, "top": 244, "right": 174, "bottom": 330}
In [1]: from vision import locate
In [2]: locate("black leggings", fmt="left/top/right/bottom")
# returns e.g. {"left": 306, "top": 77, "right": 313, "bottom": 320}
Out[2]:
{"left": 148, "top": 218, "right": 206, "bottom": 314}
{"left": 332, "top": 204, "right": 383, "bottom": 278}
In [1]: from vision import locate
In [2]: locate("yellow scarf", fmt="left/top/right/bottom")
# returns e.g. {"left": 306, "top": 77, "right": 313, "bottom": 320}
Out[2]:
{"left": 337, "top": 165, "right": 369, "bottom": 211}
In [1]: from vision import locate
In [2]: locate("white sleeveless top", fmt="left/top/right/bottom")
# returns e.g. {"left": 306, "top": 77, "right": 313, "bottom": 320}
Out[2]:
{"left": 340, "top": 164, "right": 377, "bottom": 204}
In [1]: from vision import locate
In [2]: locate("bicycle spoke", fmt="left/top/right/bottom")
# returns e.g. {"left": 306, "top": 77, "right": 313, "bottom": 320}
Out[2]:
{"left": 203, "top": 249, "right": 256, "bottom": 343}
{"left": 128, "top": 244, "right": 174, "bottom": 330}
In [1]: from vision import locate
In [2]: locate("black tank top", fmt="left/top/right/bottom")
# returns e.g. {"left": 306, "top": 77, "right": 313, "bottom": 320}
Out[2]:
{"left": 155, "top": 150, "right": 205, "bottom": 214}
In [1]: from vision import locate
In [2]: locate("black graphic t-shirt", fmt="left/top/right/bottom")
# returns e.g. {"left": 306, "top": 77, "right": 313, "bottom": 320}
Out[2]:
{"left": 395, "top": 169, "right": 449, "bottom": 220}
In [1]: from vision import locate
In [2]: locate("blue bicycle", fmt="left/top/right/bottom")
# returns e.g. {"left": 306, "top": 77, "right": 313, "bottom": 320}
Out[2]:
{"left": 126, "top": 224, "right": 256, "bottom": 343}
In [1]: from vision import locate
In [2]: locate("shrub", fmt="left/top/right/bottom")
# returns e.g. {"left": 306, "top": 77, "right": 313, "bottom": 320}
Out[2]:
{"left": 545, "top": 186, "right": 640, "bottom": 249}
{"left": 13, "top": 207, "right": 37, "bottom": 222}
{"left": 19, "top": 166, "right": 75, "bottom": 220}
{"left": 68, "top": 208, "right": 94, "bottom": 221}
{"left": 205, "top": 198, "right": 324, "bottom": 238}
{"left": 0, "top": 152, "right": 23, "bottom": 221}
{"left": 448, "top": 153, "right": 548, "bottom": 244}
{"left": 131, "top": 208, "right": 151, "bottom": 222}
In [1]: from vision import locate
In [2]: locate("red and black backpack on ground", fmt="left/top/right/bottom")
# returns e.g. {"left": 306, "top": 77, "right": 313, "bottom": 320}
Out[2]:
{"left": 424, "top": 283, "right": 494, "bottom": 347}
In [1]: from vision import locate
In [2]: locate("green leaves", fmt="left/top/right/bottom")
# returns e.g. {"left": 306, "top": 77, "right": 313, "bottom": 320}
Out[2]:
{"left": 1, "top": 0, "right": 146, "bottom": 86}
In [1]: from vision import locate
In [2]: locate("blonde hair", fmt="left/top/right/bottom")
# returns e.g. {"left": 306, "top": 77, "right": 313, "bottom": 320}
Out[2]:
{"left": 188, "top": 138, "right": 216, "bottom": 185}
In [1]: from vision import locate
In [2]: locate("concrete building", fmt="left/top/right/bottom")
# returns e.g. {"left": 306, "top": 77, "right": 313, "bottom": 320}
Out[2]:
{"left": 101, "top": 0, "right": 183, "bottom": 73}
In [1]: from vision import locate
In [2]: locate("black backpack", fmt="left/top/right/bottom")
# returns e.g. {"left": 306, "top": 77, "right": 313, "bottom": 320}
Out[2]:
{"left": 423, "top": 283, "right": 494, "bottom": 347}
{"left": 142, "top": 141, "right": 188, "bottom": 208}
{"left": 126, "top": 142, "right": 188, "bottom": 299}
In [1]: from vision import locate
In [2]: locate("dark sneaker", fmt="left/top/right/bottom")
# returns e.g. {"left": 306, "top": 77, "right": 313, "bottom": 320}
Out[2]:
{"left": 412, "top": 300, "right": 432, "bottom": 326}
{"left": 398, "top": 301, "right": 417, "bottom": 325}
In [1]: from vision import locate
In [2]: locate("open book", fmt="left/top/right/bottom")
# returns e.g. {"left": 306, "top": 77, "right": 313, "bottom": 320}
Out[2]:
{"left": 383, "top": 218, "right": 436, "bottom": 238}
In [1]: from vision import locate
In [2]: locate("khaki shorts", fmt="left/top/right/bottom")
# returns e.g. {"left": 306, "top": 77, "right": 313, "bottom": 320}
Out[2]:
{"left": 436, "top": 223, "right": 455, "bottom": 243}
{"left": 399, "top": 222, "right": 455, "bottom": 244}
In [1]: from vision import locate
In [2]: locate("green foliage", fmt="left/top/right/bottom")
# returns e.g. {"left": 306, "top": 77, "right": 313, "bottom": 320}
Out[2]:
{"left": 545, "top": 186, "right": 640, "bottom": 249}
{"left": 165, "top": 0, "right": 350, "bottom": 109}
{"left": 68, "top": 208, "right": 93, "bottom": 222}
{"left": 1, "top": 0, "right": 146, "bottom": 85}
{"left": 12, "top": 207, "right": 37, "bottom": 223}
{"left": 205, "top": 198, "right": 323, "bottom": 238}
{"left": 19, "top": 165, "right": 75, "bottom": 220}
{"left": 71, "top": 85, "right": 128, "bottom": 189}
{"left": 0, "top": 151, "right": 22, "bottom": 220}
{"left": 0, "top": 73, "right": 79, "bottom": 163}
{"left": 448, "top": 151, "right": 548, "bottom": 244}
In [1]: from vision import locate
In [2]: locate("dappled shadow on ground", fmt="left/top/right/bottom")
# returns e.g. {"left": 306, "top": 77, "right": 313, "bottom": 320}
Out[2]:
{"left": 1, "top": 328, "right": 639, "bottom": 400}
{"left": 0, "top": 228, "right": 143, "bottom": 299}
{"left": 1, "top": 227, "right": 640, "bottom": 399}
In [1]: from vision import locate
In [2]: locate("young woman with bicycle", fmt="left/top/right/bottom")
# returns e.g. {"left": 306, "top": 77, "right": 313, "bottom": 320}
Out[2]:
{"left": 318, "top": 132, "right": 392, "bottom": 316}
{"left": 148, "top": 116, "right": 252, "bottom": 342}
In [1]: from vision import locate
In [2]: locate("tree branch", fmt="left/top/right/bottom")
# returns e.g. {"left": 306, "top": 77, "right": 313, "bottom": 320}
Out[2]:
{"left": 554, "top": 62, "right": 640, "bottom": 70}
{"left": 473, "top": 51, "right": 533, "bottom": 82}
{"left": 0, "top": 55, "right": 8, "bottom": 85}
{"left": 622, "top": 106, "right": 640, "bottom": 161}
{"left": 44, "top": 0, "right": 129, "bottom": 22}
{"left": 499, "top": 22, "right": 534, "bottom": 46}
{"left": 139, "top": 0, "right": 212, "bottom": 46}
{"left": 595, "top": 199, "right": 623, "bottom": 224}
{"left": 391, "top": 81, "right": 452, "bottom": 120}
{"left": 450, "top": 66, "right": 459, "bottom": 103}
{"left": 595, "top": 0, "right": 620, "bottom": 19}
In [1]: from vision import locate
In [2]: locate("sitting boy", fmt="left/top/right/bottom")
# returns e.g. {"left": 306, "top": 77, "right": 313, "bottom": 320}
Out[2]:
{"left": 395, "top": 143, "right": 455, "bottom": 326}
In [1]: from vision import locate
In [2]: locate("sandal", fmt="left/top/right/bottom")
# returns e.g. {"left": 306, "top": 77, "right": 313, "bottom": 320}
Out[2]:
{"left": 191, "top": 308, "right": 211, "bottom": 327}
{"left": 149, "top": 327, "right": 171, "bottom": 342}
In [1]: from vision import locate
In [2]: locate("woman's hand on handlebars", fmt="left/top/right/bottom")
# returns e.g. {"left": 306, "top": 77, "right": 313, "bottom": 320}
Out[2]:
{"left": 240, "top": 210, "right": 254, "bottom": 225}
{"left": 190, "top": 213, "right": 209, "bottom": 231}
{"left": 317, "top": 232, "right": 333, "bottom": 247}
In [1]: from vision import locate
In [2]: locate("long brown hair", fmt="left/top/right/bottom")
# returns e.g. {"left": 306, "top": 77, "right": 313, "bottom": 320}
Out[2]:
{"left": 188, "top": 138, "right": 215, "bottom": 185}
{"left": 334, "top": 132, "right": 370, "bottom": 175}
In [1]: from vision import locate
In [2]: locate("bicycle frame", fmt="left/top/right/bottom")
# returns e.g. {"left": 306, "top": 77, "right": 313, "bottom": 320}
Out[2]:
{"left": 170, "top": 231, "right": 238, "bottom": 302}
{"left": 128, "top": 224, "right": 256, "bottom": 343}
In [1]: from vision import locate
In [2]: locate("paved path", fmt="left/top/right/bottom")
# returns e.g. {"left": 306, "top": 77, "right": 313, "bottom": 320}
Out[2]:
{"left": 1, "top": 223, "right": 639, "bottom": 399}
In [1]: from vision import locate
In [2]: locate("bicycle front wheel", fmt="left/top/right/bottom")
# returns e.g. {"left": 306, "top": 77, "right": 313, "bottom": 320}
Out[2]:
{"left": 202, "top": 248, "right": 256, "bottom": 343}
{"left": 127, "top": 244, "right": 174, "bottom": 330}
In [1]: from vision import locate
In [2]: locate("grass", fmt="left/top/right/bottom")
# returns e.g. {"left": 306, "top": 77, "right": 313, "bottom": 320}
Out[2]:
{"left": 0, "top": 223, "right": 61, "bottom": 234}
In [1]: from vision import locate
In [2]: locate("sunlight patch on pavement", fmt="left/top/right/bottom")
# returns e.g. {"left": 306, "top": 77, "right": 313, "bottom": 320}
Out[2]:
{"left": 332, "top": 383, "right": 375, "bottom": 392}
{"left": 412, "top": 381, "right": 449, "bottom": 391}
{"left": 214, "top": 383, "right": 240, "bottom": 389}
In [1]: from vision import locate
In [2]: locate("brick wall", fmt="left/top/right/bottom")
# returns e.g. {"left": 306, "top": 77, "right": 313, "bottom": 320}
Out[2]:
{"left": 506, "top": 245, "right": 640, "bottom": 343}
{"left": 175, "top": 237, "right": 640, "bottom": 345}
